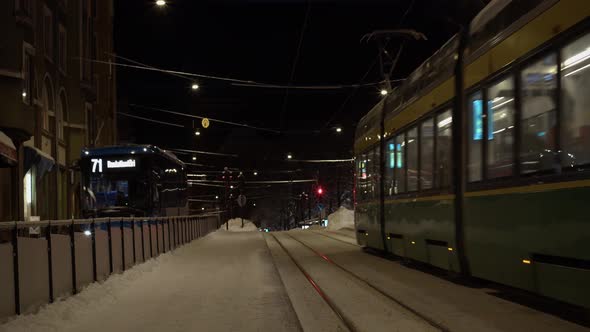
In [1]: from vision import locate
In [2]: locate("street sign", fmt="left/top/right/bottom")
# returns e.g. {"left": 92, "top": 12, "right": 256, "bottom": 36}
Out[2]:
{"left": 202, "top": 118, "right": 210, "bottom": 128}
{"left": 237, "top": 194, "right": 247, "bottom": 207}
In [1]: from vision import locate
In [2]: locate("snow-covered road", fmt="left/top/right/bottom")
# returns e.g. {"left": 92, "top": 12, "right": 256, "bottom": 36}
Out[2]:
{"left": 0, "top": 231, "right": 301, "bottom": 332}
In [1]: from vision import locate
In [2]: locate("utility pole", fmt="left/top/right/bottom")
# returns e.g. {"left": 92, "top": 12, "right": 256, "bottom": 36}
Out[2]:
{"left": 222, "top": 167, "right": 231, "bottom": 230}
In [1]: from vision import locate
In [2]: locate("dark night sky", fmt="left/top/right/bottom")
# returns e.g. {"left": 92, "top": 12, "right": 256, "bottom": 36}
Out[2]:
{"left": 113, "top": 0, "right": 486, "bottom": 212}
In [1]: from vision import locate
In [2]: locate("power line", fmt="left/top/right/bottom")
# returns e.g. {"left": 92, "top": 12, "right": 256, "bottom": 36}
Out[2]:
{"left": 118, "top": 112, "right": 184, "bottom": 128}
{"left": 280, "top": 0, "right": 312, "bottom": 128}
{"left": 80, "top": 56, "right": 387, "bottom": 90}
{"left": 167, "top": 148, "right": 239, "bottom": 158}
{"left": 322, "top": 0, "right": 415, "bottom": 129}
{"left": 128, "top": 103, "right": 282, "bottom": 134}
{"left": 288, "top": 158, "right": 354, "bottom": 163}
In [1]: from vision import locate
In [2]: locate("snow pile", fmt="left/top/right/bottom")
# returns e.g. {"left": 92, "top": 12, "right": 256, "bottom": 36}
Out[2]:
{"left": 220, "top": 218, "right": 258, "bottom": 232}
{"left": 326, "top": 207, "right": 354, "bottom": 231}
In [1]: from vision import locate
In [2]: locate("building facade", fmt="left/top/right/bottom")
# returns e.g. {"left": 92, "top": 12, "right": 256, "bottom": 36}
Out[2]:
{"left": 0, "top": 0, "right": 116, "bottom": 222}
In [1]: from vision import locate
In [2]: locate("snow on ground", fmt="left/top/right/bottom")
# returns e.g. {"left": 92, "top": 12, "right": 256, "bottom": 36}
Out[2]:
{"left": 0, "top": 231, "right": 300, "bottom": 332}
{"left": 326, "top": 206, "right": 354, "bottom": 231}
{"left": 220, "top": 218, "right": 258, "bottom": 232}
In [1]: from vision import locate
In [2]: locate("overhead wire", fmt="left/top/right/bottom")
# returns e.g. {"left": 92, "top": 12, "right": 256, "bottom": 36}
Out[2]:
{"left": 118, "top": 112, "right": 184, "bottom": 128}
{"left": 79, "top": 56, "right": 387, "bottom": 90}
{"left": 280, "top": 0, "right": 312, "bottom": 128}
{"left": 321, "top": 0, "right": 415, "bottom": 129}
{"left": 127, "top": 103, "right": 282, "bottom": 134}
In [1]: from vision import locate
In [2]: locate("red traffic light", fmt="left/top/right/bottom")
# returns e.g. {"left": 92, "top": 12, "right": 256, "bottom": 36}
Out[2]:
{"left": 317, "top": 187, "right": 324, "bottom": 195}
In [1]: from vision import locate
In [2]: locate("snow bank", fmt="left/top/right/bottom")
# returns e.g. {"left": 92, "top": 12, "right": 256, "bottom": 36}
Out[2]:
{"left": 326, "top": 207, "right": 354, "bottom": 231}
{"left": 220, "top": 218, "right": 258, "bottom": 232}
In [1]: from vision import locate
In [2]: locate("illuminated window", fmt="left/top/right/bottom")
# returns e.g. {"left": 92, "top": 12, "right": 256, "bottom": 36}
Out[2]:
{"left": 487, "top": 76, "right": 515, "bottom": 179}
{"left": 561, "top": 33, "right": 590, "bottom": 169}
{"left": 520, "top": 54, "right": 557, "bottom": 174}
{"left": 385, "top": 140, "right": 395, "bottom": 196}
{"left": 420, "top": 118, "right": 434, "bottom": 190}
{"left": 435, "top": 109, "right": 452, "bottom": 188}
{"left": 406, "top": 127, "right": 418, "bottom": 191}
{"left": 468, "top": 92, "right": 483, "bottom": 182}
{"left": 394, "top": 134, "right": 406, "bottom": 193}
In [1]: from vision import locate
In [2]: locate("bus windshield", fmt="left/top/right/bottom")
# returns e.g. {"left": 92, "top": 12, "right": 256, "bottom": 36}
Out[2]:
{"left": 84, "top": 173, "right": 149, "bottom": 213}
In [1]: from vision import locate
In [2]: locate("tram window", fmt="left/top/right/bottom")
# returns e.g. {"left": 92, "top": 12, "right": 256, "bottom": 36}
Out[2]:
{"left": 487, "top": 76, "right": 515, "bottom": 179}
{"left": 407, "top": 127, "right": 419, "bottom": 191}
{"left": 468, "top": 91, "right": 483, "bottom": 182}
{"left": 373, "top": 147, "right": 381, "bottom": 198}
{"left": 420, "top": 118, "right": 434, "bottom": 190}
{"left": 520, "top": 53, "right": 557, "bottom": 174}
{"left": 561, "top": 33, "right": 590, "bottom": 169}
{"left": 394, "top": 133, "right": 406, "bottom": 193}
{"left": 436, "top": 109, "right": 452, "bottom": 188}
{"left": 385, "top": 139, "right": 395, "bottom": 196}
{"left": 357, "top": 155, "right": 367, "bottom": 201}
{"left": 366, "top": 150, "right": 374, "bottom": 199}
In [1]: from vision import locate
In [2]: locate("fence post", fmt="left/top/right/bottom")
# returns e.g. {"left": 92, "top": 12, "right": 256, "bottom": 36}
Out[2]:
{"left": 70, "top": 219, "right": 78, "bottom": 294}
{"left": 148, "top": 219, "right": 153, "bottom": 258}
{"left": 91, "top": 219, "right": 97, "bottom": 282}
{"left": 12, "top": 222, "right": 20, "bottom": 315}
{"left": 155, "top": 218, "right": 160, "bottom": 255}
{"left": 173, "top": 217, "right": 177, "bottom": 248}
{"left": 141, "top": 219, "right": 145, "bottom": 262}
{"left": 46, "top": 221, "right": 54, "bottom": 303}
{"left": 120, "top": 218, "right": 125, "bottom": 271}
{"left": 131, "top": 218, "right": 136, "bottom": 265}
{"left": 108, "top": 218, "right": 113, "bottom": 274}
{"left": 166, "top": 217, "right": 172, "bottom": 251}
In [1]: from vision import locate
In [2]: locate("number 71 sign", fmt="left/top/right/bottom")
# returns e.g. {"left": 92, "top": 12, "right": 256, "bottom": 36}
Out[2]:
{"left": 91, "top": 158, "right": 103, "bottom": 173}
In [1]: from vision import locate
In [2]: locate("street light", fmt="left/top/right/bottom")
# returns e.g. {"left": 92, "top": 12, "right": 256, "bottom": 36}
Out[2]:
{"left": 215, "top": 195, "right": 219, "bottom": 199}
{"left": 195, "top": 130, "right": 201, "bottom": 136}
{"left": 287, "top": 154, "right": 293, "bottom": 160}
{"left": 155, "top": 0, "right": 166, "bottom": 6}
{"left": 191, "top": 83, "right": 199, "bottom": 90}
{"left": 253, "top": 171, "right": 258, "bottom": 176}
{"left": 380, "top": 89, "right": 388, "bottom": 96}
{"left": 336, "top": 127, "right": 342, "bottom": 133}
{"left": 192, "top": 155, "right": 197, "bottom": 161}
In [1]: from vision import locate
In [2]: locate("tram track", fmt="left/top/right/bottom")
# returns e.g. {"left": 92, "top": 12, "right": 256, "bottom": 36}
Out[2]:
{"left": 270, "top": 231, "right": 449, "bottom": 332}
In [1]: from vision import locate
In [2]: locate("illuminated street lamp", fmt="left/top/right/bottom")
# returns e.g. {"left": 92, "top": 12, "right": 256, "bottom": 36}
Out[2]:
{"left": 253, "top": 171, "right": 258, "bottom": 176}
{"left": 335, "top": 127, "right": 342, "bottom": 133}
{"left": 287, "top": 154, "right": 293, "bottom": 160}
{"left": 155, "top": 0, "right": 166, "bottom": 6}
{"left": 191, "top": 83, "right": 199, "bottom": 90}
{"left": 192, "top": 156, "right": 197, "bottom": 161}
{"left": 380, "top": 89, "right": 388, "bottom": 96}
{"left": 195, "top": 130, "right": 201, "bottom": 136}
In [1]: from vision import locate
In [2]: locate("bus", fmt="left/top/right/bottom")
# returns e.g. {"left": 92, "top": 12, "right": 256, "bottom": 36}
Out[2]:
{"left": 79, "top": 145, "right": 188, "bottom": 218}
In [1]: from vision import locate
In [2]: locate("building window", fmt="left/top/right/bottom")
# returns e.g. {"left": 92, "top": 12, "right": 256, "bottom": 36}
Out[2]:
{"left": 406, "top": 127, "right": 419, "bottom": 191}
{"left": 43, "top": 6, "right": 53, "bottom": 60}
{"left": 15, "top": 0, "right": 32, "bottom": 17}
{"left": 487, "top": 77, "right": 515, "bottom": 179}
{"left": 520, "top": 53, "right": 557, "bottom": 174}
{"left": 560, "top": 33, "right": 590, "bottom": 169}
{"left": 22, "top": 50, "right": 34, "bottom": 105}
{"left": 435, "top": 109, "right": 452, "bottom": 188}
{"left": 419, "top": 117, "right": 434, "bottom": 190}
{"left": 468, "top": 91, "right": 483, "bottom": 182}
{"left": 394, "top": 133, "right": 406, "bottom": 194}
{"left": 58, "top": 24, "right": 67, "bottom": 72}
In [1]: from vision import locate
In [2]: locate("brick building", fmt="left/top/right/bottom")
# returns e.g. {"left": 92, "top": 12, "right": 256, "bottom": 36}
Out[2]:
{"left": 0, "top": 0, "right": 116, "bottom": 221}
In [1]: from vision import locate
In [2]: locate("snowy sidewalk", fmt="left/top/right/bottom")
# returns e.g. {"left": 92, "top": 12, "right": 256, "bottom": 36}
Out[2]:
{"left": 0, "top": 231, "right": 301, "bottom": 332}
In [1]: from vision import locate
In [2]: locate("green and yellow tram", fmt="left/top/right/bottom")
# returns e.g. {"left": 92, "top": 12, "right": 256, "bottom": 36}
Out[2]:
{"left": 354, "top": 0, "right": 590, "bottom": 309}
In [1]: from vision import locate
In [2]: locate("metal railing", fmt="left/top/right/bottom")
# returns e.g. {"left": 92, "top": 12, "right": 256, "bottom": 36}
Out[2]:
{"left": 0, "top": 213, "right": 222, "bottom": 319}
